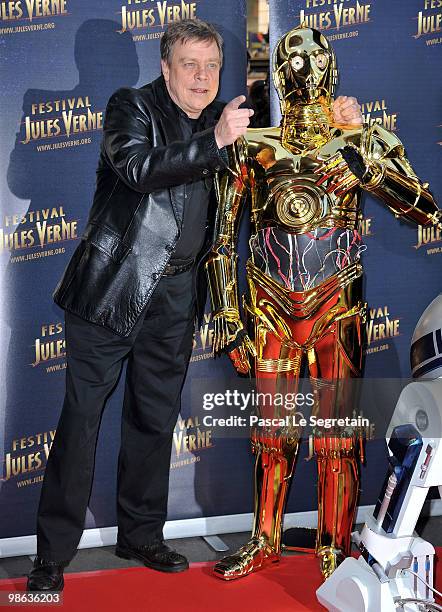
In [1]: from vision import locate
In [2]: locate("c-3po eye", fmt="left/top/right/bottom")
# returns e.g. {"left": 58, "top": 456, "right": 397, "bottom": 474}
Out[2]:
{"left": 315, "top": 53, "right": 328, "bottom": 69}
{"left": 290, "top": 56, "right": 304, "bottom": 71}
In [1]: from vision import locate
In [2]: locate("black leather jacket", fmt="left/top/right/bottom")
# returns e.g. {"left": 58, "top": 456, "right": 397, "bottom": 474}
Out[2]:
{"left": 53, "top": 76, "right": 226, "bottom": 336}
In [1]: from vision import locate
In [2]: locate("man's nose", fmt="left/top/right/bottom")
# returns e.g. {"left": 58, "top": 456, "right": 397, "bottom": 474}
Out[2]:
{"left": 195, "top": 66, "right": 209, "bottom": 80}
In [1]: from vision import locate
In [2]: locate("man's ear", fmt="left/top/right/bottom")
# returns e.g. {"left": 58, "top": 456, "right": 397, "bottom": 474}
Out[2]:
{"left": 161, "top": 59, "right": 169, "bottom": 82}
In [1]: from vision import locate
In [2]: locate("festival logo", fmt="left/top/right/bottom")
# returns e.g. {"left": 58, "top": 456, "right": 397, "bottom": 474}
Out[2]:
{"left": 32, "top": 321, "right": 66, "bottom": 373}
{"left": 413, "top": 0, "right": 442, "bottom": 46}
{"left": 119, "top": 0, "right": 199, "bottom": 41}
{"left": 413, "top": 223, "right": 442, "bottom": 257}
{"left": 0, "top": 0, "right": 68, "bottom": 36}
{"left": 364, "top": 304, "right": 400, "bottom": 355}
{"left": 170, "top": 414, "right": 213, "bottom": 469}
{"left": 191, "top": 310, "right": 214, "bottom": 363}
{"left": 20, "top": 95, "right": 102, "bottom": 152}
{"left": 298, "top": 0, "right": 372, "bottom": 42}
{"left": 1, "top": 205, "right": 78, "bottom": 262}
{"left": 1, "top": 430, "right": 56, "bottom": 486}
{"left": 361, "top": 98, "right": 398, "bottom": 132}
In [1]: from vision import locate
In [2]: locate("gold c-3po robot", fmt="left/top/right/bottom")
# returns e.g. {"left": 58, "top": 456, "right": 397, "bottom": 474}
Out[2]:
{"left": 206, "top": 27, "right": 441, "bottom": 581}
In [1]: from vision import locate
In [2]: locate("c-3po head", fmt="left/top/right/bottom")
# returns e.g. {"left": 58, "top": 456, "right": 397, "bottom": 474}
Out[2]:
{"left": 273, "top": 27, "right": 338, "bottom": 114}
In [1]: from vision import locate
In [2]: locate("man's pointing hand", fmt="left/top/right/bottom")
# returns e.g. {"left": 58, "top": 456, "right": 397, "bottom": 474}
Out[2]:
{"left": 215, "top": 95, "right": 254, "bottom": 149}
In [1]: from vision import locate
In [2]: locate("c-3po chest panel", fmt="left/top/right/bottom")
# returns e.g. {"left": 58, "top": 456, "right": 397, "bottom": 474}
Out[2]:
{"left": 247, "top": 127, "right": 364, "bottom": 234}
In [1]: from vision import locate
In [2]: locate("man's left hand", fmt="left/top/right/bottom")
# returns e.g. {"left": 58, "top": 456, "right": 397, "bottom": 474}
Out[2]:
{"left": 332, "top": 96, "right": 363, "bottom": 126}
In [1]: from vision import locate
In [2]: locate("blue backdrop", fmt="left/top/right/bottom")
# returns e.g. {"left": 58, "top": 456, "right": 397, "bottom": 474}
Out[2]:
{"left": 1, "top": 0, "right": 441, "bottom": 546}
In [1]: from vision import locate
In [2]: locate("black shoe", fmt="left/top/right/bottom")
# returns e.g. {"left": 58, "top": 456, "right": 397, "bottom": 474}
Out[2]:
{"left": 115, "top": 540, "right": 189, "bottom": 573}
{"left": 27, "top": 556, "right": 66, "bottom": 592}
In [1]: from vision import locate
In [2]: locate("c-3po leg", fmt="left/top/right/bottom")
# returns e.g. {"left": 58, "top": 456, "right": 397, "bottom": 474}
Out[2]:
{"left": 314, "top": 431, "right": 360, "bottom": 578}
{"left": 213, "top": 318, "right": 302, "bottom": 580}
{"left": 308, "top": 296, "right": 365, "bottom": 579}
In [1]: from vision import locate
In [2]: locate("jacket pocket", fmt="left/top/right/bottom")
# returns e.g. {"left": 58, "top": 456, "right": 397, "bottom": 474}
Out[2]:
{"left": 83, "top": 223, "right": 132, "bottom": 264}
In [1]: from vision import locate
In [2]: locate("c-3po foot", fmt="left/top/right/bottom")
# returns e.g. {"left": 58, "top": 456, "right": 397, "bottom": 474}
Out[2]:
{"left": 316, "top": 545, "right": 345, "bottom": 580}
{"left": 213, "top": 537, "right": 280, "bottom": 581}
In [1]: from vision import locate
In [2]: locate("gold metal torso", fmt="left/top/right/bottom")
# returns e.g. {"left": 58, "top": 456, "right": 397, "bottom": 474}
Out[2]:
{"left": 246, "top": 124, "right": 364, "bottom": 234}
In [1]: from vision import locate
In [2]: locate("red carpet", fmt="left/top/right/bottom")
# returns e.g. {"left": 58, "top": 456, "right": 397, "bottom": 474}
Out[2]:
{"left": 1, "top": 550, "right": 441, "bottom": 612}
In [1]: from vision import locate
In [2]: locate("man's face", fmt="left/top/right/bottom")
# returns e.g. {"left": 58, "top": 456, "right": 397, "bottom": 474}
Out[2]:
{"left": 161, "top": 38, "right": 221, "bottom": 118}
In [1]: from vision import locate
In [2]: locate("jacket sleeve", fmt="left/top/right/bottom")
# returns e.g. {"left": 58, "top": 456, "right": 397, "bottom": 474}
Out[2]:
{"left": 102, "top": 87, "right": 227, "bottom": 194}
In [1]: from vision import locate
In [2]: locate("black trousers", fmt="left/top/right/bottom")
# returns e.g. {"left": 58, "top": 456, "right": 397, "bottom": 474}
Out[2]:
{"left": 36, "top": 268, "right": 196, "bottom": 562}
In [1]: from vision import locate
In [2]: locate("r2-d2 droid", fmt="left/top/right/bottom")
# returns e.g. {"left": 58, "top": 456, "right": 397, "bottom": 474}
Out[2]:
{"left": 317, "top": 295, "right": 442, "bottom": 611}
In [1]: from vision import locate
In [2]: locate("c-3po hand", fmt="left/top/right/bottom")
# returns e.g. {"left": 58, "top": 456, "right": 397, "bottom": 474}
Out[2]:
{"left": 212, "top": 309, "right": 256, "bottom": 375}
{"left": 314, "top": 144, "right": 366, "bottom": 197}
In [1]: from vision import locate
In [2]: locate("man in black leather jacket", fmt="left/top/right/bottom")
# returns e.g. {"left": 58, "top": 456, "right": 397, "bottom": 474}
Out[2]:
{"left": 26, "top": 18, "right": 252, "bottom": 591}
{"left": 27, "top": 18, "right": 362, "bottom": 591}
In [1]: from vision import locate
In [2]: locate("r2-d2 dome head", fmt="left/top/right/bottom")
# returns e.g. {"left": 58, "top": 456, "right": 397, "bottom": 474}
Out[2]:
{"left": 410, "top": 294, "right": 442, "bottom": 379}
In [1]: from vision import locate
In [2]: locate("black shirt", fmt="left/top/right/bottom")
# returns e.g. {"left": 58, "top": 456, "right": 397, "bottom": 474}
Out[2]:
{"left": 169, "top": 103, "right": 213, "bottom": 264}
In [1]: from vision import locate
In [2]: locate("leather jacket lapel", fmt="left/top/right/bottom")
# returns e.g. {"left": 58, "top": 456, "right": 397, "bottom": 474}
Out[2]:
{"left": 150, "top": 76, "right": 182, "bottom": 144}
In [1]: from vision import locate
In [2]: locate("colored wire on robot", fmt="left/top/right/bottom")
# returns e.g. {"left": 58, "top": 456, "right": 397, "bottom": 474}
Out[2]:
{"left": 250, "top": 228, "right": 365, "bottom": 291}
